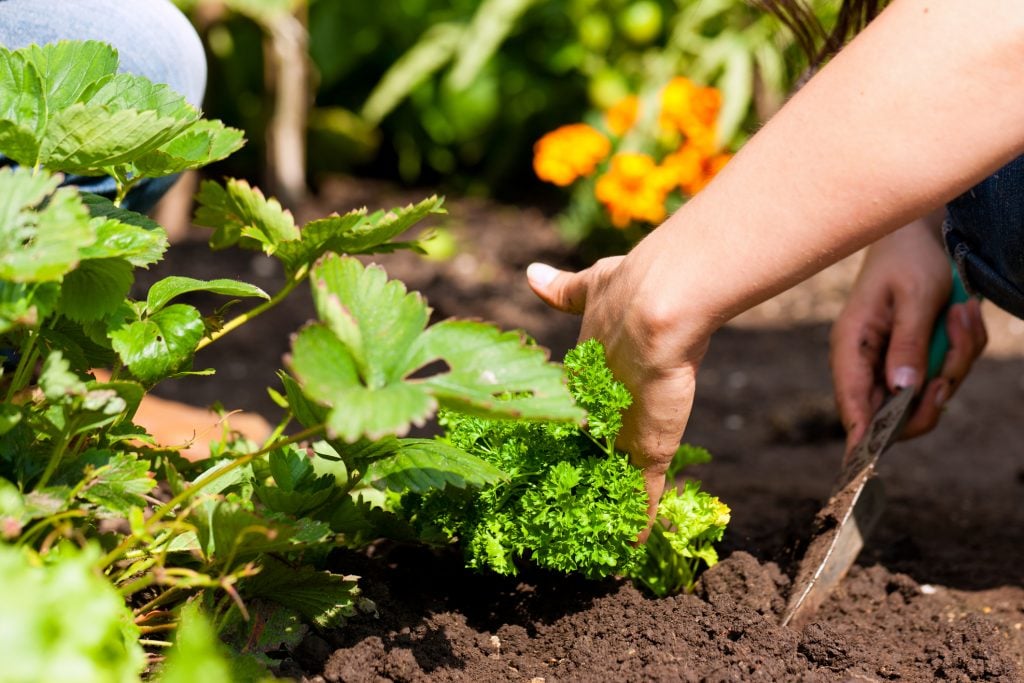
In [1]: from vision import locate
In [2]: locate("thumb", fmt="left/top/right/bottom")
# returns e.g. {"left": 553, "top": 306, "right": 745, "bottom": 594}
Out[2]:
{"left": 884, "top": 301, "right": 940, "bottom": 392}
{"left": 527, "top": 262, "right": 589, "bottom": 314}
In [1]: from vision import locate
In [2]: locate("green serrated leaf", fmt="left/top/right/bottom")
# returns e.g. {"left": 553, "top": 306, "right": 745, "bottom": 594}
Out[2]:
{"left": 39, "top": 104, "right": 188, "bottom": 173}
{"left": 84, "top": 72, "right": 197, "bottom": 120}
{"left": 416, "top": 321, "right": 584, "bottom": 422}
{"left": 57, "top": 258, "right": 133, "bottom": 322}
{"left": 289, "top": 323, "right": 435, "bottom": 441}
{"left": 311, "top": 256, "right": 429, "bottom": 387}
{"left": 78, "top": 195, "right": 168, "bottom": 266}
{"left": 193, "top": 500, "right": 300, "bottom": 564}
{"left": 81, "top": 192, "right": 160, "bottom": 231}
{"left": 193, "top": 178, "right": 299, "bottom": 253}
{"left": 0, "top": 168, "right": 95, "bottom": 282}
{"left": 132, "top": 119, "right": 245, "bottom": 177}
{"left": 24, "top": 41, "right": 119, "bottom": 112}
{"left": 77, "top": 449, "right": 156, "bottom": 515}
{"left": 274, "top": 196, "right": 445, "bottom": 271}
{"left": 0, "top": 49, "right": 45, "bottom": 163}
{"left": 365, "top": 438, "right": 505, "bottom": 493}
{"left": 109, "top": 303, "right": 205, "bottom": 383}
{"left": 267, "top": 446, "right": 313, "bottom": 492}
{"left": 145, "top": 275, "right": 269, "bottom": 314}
{"left": 289, "top": 256, "right": 580, "bottom": 441}
{"left": 242, "top": 556, "right": 359, "bottom": 629}
{"left": 39, "top": 350, "right": 86, "bottom": 402}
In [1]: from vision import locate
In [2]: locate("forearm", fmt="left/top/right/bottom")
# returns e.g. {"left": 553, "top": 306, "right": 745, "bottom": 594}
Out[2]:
{"left": 628, "top": 0, "right": 1024, "bottom": 335}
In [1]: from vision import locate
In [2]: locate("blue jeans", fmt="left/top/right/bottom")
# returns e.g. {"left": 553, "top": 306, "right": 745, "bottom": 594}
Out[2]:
{"left": 945, "top": 156, "right": 1024, "bottom": 319}
{"left": 0, "top": 0, "right": 207, "bottom": 213}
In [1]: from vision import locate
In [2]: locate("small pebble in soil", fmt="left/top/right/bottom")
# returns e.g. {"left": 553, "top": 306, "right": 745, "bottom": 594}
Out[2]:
{"left": 920, "top": 584, "right": 937, "bottom": 595}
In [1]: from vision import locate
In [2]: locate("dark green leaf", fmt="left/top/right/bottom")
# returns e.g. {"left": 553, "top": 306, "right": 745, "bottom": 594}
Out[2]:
{"left": 365, "top": 438, "right": 505, "bottom": 493}
{"left": 108, "top": 303, "right": 205, "bottom": 383}
{"left": 242, "top": 556, "right": 359, "bottom": 629}
{"left": 57, "top": 258, "right": 134, "bottom": 322}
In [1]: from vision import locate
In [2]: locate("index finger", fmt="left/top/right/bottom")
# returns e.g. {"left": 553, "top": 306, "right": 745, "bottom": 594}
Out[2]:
{"left": 830, "top": 314, "right": 887, "bottom": 451}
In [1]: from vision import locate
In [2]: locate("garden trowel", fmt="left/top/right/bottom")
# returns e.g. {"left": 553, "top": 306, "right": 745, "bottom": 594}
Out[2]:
{"left": 781, "top": 269, "right": 969, "bottom": 629}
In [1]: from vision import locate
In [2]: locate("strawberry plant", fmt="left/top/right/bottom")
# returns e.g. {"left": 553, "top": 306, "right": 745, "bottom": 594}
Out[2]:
{"left": 0, "top": 39, "right": 583, "bottom": 679}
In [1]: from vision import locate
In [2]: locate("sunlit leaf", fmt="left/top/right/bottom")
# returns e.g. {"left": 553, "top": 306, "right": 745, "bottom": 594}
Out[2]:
{"left": 365, "top": 438, "right": 505, "bottom": 493}
{"left": 108, "top": 303, "right": 205, "bottom": 383}
{"left": 145, "top": 275, "right": 268, "bottom": 314}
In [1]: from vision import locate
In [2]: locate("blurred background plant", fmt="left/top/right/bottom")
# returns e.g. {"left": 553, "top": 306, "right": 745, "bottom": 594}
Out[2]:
{"left": 173, "top": 0, "right": 839, "bottom": 227}
{"left": 535, "top": 76, "right": 733, "bottom": 244}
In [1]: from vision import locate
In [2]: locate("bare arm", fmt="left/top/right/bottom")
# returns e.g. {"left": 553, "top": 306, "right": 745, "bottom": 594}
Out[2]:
{"left": 530, "top": 0, "right": 1024, "bottom": 522}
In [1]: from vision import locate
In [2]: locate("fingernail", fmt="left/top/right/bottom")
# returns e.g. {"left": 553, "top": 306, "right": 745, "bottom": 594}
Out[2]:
{"left": 958, "top": 306, "right": 971, "bottom": 329}
{"left": 527, "top": 262, "right": 559, "bottom": 287}
{"left": 892, "top": 366, "right": 918, "bottom": 389}
{"left": 935, "top": 382, "right": 949, "bottom": 407}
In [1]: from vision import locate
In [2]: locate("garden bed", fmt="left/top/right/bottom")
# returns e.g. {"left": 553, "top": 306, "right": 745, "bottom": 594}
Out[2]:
{"left": 144, "top": 176, "right": 1024, "bottom": 682}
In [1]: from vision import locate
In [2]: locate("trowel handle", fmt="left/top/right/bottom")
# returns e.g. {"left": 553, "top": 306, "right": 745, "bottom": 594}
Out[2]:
{"left": 926, "top": 267, "right": 971, "bottom": 380}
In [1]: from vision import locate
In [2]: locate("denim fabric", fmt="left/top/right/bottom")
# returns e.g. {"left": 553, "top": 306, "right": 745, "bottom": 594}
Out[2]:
{"left": 944, "top": 155, "right": 1024, "bottom": 319}
{"left": 0, "top": 0, "right": 207, "bottom": 212}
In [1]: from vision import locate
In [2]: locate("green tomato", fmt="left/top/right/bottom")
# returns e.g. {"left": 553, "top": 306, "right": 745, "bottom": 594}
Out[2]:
{"left": 618, "top": 1, "right": 663, "bottom": 45}
{"left": 578, "top": 13, "right": 613, "bottom": 51}
{"left": 420, "top": 227, "right": 459, "bottom": 262}
{"left": 588, "top": 68, "right": 630, "bottom": 109}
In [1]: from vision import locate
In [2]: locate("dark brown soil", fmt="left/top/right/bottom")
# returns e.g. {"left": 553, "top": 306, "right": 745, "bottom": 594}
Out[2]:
{"left": 145, "top": 176, "right": 1024, "bottom": 682}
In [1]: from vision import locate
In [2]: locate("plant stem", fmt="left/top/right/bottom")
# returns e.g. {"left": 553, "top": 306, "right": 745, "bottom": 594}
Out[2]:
{"left": 35, "top": 424, "right": 75, "bottom": 490}
{"left": 5, "top": 331, "right": 39, "bottom": 403}
{"left": 99, "top": 424, "right": 325, "bottom": 569}
{"left": 195, "top": 266, "right": 306, "bottom": 352}
{"left": 17, "top": 510, "right": 88, "bottom": 547}
{"left": 138, "top": 639, "right": 173, "bottom": 648}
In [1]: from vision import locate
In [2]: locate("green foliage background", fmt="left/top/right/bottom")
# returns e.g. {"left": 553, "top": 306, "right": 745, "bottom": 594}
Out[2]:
{"left": 183, "top": 0, "right": 839, "bottom": 197}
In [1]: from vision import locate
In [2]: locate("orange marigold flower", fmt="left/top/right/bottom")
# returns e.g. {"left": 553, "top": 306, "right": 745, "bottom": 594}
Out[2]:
{"left": 661, "top": 144, "right": 704, "bottom": 191}
{"left": 595, "top": 152, "right": 677, "bottom": 228}
{"left": 691, "top": 86, "right": 722, "bottom": 129}
{"left": 533, "top": 124, "right": 611, "bottom": 187}
{"left": 605, "top": 95, "right": 639, "bottom": 137}
{"left": 684, "top": 152, "right": 733, "bottom": 196}
{"left": 659, "top": 76, "right": 722, "bottom": 142}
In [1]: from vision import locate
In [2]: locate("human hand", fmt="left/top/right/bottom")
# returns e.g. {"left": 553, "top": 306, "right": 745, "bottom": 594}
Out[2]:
{"left": 830, "top": 218, "right": 987, "bottom": 453}
{"left": 527, "top": 257, "right": 710, "bottom": 536}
